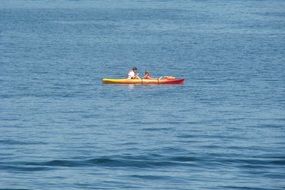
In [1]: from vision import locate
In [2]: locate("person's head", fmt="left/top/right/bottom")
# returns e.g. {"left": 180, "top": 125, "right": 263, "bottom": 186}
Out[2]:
{"left": 132, "top": 67, "right": 138, "bottom": 71}
{"left": 145, "top": 71, "right": 150, "bottom": 76}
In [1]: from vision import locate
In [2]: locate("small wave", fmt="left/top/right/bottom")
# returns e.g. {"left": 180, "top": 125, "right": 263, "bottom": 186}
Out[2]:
{"left": 85, "top": 157, "right": 188, "bottom": 168}
{"left": 0, "top": 164, "right": 51, "bottom": 172}
{"left": 231, "top": 158, "right": 285, "bottom": 166}
{"left": 0, "top": 155, "right": 197, "bottom": 171}
{"left": 142, "top": 127, "right": 172, "bottom": 131}
{"left": 129, "top": 174, "right": 171, "bottom": 180}
{"left": 43, "top": 160, "right": 88, "bottom": 167}
{"left": 220, "top": 186, "right": 271, "bottom": 190}
{"left": 0, "top": 189, "right": 31, "bottom": 190}
{"left": 210, "top": 156, "right": 285, "bottom": 169}
{"left": 170, "top": 156, "right": 200, "bottom": 162}
{"left": 0, "top": 140, "right": 47, "bottom": 145}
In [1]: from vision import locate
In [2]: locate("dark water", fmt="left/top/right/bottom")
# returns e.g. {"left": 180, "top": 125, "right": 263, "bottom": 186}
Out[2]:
{"left": 1, "top": 0, "right": 285, "bottom": 189}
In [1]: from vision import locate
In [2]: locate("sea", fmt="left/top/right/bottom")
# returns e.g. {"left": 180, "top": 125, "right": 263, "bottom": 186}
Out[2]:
{"left": 0, "top": 0, "right": 285, "bottom": 189}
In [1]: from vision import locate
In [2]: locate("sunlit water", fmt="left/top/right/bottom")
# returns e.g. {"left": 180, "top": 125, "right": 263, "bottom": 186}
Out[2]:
{"left": 1, "top": 0, "right": 285, "bottom": 189}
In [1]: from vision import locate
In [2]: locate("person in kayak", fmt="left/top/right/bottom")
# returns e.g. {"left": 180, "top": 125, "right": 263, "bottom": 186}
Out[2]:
{"left": 143, "top": 71, "right": 152, "bottom": 79}
{"left": 128, "top": 67, "right": 140, "bottom": 79}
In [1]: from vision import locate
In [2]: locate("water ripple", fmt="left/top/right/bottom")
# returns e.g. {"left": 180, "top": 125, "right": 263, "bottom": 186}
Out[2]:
{"left": 2, "top": 154, "right": 283, "bottom": 173}
{"left": 0, "top": 155, "right": 198, "bottom": 171}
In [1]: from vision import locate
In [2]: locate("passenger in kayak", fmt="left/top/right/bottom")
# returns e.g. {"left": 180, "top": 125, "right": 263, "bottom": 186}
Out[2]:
{"left": 143, "top": 71, "right": 152, "bottom": 79}
{"left": 128, "top": 67, "right": 140, "bottom": 79}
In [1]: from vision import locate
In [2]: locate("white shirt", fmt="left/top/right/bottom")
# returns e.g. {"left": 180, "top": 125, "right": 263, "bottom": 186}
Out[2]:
{"left": 128, "top": 70, "right": 135, "bottom": 79}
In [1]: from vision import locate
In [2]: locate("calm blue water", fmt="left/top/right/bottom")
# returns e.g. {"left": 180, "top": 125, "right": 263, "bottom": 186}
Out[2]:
{"left": 1, "top": 0, "right": 285, "bottom": 189}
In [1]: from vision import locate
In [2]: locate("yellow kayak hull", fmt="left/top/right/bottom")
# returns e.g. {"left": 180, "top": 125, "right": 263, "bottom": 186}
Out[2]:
{"left": 102, "top": 78, "right": 184, "bottom": 85}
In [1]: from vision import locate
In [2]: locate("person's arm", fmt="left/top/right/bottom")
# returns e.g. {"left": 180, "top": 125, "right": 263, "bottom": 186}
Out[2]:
{"left": 135, "top": 72, "right": 140, "bottom": 79}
